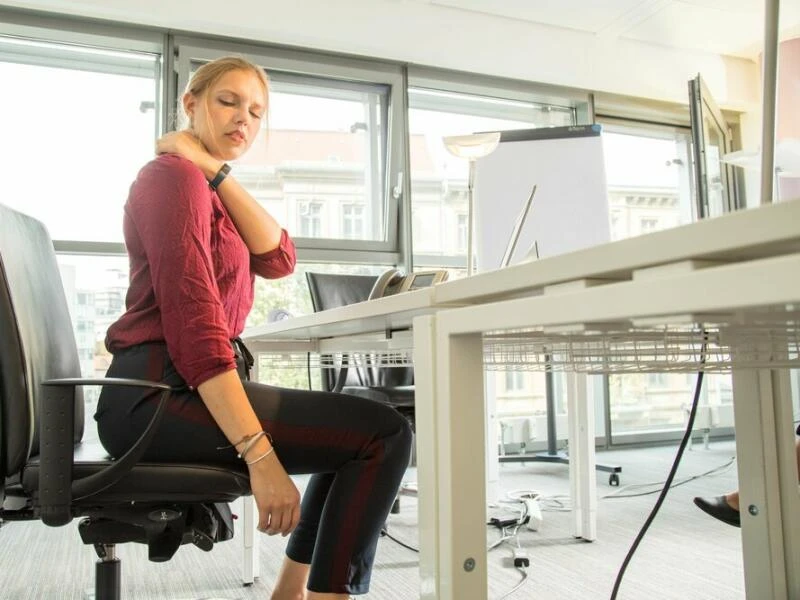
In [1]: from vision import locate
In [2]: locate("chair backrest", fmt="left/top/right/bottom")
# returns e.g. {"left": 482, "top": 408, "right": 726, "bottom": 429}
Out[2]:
{"left": 0, "top": 203, "right": 84, "bottom": 486}
{"left": 305, "top": 271, "right": 413, "bottom": 389}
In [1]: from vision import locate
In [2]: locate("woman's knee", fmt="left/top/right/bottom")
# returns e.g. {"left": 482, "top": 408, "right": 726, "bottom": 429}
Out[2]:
{"left": 385, "top": 407, "right": 414, "bottom": 461}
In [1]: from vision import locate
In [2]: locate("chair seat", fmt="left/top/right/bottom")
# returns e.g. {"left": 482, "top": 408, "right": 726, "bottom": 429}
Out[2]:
{"left": 342, "top": 384, "right": 415, "bottom": 409}
{"left": 21, "top": 441, "right": 251, "bottom": 504}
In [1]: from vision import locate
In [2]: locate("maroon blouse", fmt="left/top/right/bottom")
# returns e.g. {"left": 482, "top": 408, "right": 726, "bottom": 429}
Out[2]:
{"left": 106, "top": 154, "right": 296, "bottom": 388}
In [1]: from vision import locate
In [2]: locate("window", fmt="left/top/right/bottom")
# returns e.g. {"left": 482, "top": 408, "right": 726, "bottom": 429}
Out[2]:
{"left": 600, "top": 124, "right": 694, "bottom": 241}
{"left": 0, "top": 17, "right": 162, "bottom": 444}
{"left": 640, "top": 217, "right": 659, "bottom": 233}
{"left": 408, "top": 84, "right": 578, "bottom": 269}
{"left": 0, "top": 35, "right": 160, "bottom": 244}
{"left": 342, "top": 203, "right": 365, "bottom": 239}
{"left": 174, "top": 41, "right": 405, "bottom": 261}
{"left": 243, "top": 73, "right": 387, "bottom": 242}
{"left": 298, "top": 201, "right": 323, "bottom": 237}
{"left": 406, "top": 69, "right": 588, "bottom": 447}
{"left": 504, "top": 371, "right": 525, "bottom": 393}
{"left": 57, "top": 254, "right": 130, "bottom": 443}
{"left": 248, "top": 262, "right": 387, "bottom": 389}
{"left": 599, "top": 121, "right": 737, "bottom": 440}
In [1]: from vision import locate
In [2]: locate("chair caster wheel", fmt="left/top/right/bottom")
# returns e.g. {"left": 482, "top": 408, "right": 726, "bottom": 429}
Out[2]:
{"left": 609, "top": 473, "right": 620, "bottom": 486}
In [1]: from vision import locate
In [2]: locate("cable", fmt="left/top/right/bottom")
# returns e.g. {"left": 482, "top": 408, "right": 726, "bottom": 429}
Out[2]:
{"left": 504, "top": 490, "right": 572, "bottom": 512}
{"left": 488, "top": 524, "right": 523, "bottom": 551}
{"left": 382, "top": 520, "right": 527, "bottom": 555}
{"left": 382, "top": 518, "right": 532, "bottom": 598}
{"left": 602, "top": 457, "right": 736, "bottom": 499}
{"left": 306, "top": 351, "right": 313, "bottom": 390}
{"left": 609, "top": 339, "right": 707, "bottom": 600}
{"left": 493, "top": 533, "right": 530, "bottom": 600}
{"left": 380, "top": 528, "right": 419, "bottom": 553}
{"left": 495, "top": 564, "right": 529, "bottom": 600}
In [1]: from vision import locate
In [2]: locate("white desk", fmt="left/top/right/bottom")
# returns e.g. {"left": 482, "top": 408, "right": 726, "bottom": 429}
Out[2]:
{"left": 244, "top": 201, "right": 800, "bottom": 599}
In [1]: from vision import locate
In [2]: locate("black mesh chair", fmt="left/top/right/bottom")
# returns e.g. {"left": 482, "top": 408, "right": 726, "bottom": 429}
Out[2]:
{"left": 305, "top": 271, "right": 414, "bottom": 415}
{"left": 0, "top": 203, "right": 251, "bottom": 600}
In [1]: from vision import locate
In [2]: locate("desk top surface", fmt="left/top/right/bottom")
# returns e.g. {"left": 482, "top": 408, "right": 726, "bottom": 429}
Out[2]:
{"left": 244, "top": 201, "right": 800, "bottom": 343}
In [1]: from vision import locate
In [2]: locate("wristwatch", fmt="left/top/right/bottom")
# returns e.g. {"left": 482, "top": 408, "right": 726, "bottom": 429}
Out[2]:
{"left": 208, "top": 163, "right": 231, "bottom": 190}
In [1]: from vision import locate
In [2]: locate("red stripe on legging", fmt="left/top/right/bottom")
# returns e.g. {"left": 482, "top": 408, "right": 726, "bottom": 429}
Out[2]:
{"left": 330, "top": 437, "right": 384, "bottom": 587}
{"left": 262, "top": 421, "right": 387, "bottom": 589}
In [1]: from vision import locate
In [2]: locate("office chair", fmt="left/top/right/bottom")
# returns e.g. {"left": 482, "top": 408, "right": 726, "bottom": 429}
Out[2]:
{"left": 305, "top": 271, "right": 414, "bottom": 413}
{"left": 0, "top": 203, "right": 251, "bottom": 600}
{"left": 305, "top": 272, "right": 417, "bottom": 508}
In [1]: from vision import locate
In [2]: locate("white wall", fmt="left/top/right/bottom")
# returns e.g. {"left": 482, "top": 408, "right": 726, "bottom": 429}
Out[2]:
{"left": 0, "top": 0, "right": 760, "bottom": 109}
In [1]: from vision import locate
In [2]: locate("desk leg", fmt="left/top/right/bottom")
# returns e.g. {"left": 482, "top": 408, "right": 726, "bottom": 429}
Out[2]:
{"left": 566, "top": 372, "right": 597, "bottom": 541}
{"left": 414, "top": 315, "right": 440, "bottom": 599}
{"left": 242, "top": 359, "right": 261, "bottom": 586}
{"left": 435, "top": 322, "right": 487, "bottom": 600}
{"left": 731, "top": 365, "right": 800, "bottom": 599}
{"left": 241, "top": 496, "right": 259, "bottom": 585}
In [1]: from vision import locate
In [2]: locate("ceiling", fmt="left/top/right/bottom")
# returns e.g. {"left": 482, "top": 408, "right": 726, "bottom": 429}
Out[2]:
{"left": 426, "top": 0, "right": 800, "bottom": 58}
{"left": 2, "top": 0, "right": 798, "bottom": 60}
{"left": 0, "top": 0, "right": 793, "bottom": 106}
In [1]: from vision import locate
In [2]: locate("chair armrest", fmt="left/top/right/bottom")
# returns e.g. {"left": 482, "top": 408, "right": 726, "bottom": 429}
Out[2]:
{"left": 42, "top": 377, "right": 173, "bottom": 391}
{"left": 38, "top": 377, "right": 177, "bottom": 526}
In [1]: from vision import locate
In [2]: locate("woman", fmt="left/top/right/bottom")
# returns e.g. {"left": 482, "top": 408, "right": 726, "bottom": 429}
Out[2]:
{"left": 96, "top": 56, "right": 412, "bottom": 600}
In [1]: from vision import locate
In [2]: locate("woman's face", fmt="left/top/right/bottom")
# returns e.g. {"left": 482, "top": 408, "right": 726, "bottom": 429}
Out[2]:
{"left": 184, "top": 68, "right": 267, "bottom": 161}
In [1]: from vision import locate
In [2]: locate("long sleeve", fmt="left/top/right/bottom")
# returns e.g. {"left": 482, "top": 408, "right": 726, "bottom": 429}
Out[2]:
{"left": 250, "top": 228, "right": 297, "bottom": 279}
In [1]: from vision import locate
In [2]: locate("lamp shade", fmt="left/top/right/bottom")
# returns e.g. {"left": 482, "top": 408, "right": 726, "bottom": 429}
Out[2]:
{"left": 443, "top": 132, "right": 501, "bottom": 160}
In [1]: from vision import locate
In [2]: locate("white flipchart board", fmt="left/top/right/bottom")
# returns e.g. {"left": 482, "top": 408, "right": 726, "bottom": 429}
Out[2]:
{"left": 474, "top": 125, "right": 611, "bottom": 271}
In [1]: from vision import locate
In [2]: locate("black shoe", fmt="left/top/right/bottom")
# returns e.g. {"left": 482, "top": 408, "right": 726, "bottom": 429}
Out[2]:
{"left": 693, "top": 495, "right": 741, "bottom": 527}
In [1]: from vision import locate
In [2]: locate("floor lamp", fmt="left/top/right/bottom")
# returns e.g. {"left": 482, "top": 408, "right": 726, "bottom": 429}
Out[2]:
{"left": 443, "top": 132, "right": 501, "bottom": 276}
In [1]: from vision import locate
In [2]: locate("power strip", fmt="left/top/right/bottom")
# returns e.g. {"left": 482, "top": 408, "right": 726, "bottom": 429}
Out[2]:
{"left": 524, "top": 498, "right": 543, "bottom": 531}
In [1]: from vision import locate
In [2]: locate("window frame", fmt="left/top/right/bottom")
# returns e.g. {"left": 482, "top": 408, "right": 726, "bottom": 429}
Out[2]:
{"left": 406, "top": 65, "right": 592, "bottom": 270}
{"left": 0, "top": 8, "right": 165, "bottom": 256}
{"left": 173, "top": 38, "right": 407, "bottom": 265}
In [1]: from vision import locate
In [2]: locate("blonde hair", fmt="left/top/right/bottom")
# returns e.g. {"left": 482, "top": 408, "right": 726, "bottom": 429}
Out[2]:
{"left": 178, "top": 55, "right": 270, "bottom": 130}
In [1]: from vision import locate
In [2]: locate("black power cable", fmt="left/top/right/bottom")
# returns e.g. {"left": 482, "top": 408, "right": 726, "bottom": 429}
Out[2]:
{"left": 609, "top": 339, "right": 707, "bottom": 600}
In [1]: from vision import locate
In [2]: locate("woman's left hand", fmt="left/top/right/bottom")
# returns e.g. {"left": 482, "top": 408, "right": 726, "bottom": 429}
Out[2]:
{"left": 156, "top": 130, "right": 212, "bottom": 169}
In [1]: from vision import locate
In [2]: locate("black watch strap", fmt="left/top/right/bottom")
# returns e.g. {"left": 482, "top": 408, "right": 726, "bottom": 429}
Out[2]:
{"left": 209, "top": 163, "right": 231, "bottom": 190}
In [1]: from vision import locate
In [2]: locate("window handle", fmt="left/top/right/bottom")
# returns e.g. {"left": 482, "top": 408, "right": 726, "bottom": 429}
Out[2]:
{"left": 392, "top": 172, "right": 403, "bottom": 200}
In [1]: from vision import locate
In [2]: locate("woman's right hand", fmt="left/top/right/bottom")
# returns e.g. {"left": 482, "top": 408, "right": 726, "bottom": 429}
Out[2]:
{"left": 156, "top": 129, "right": 213, "bottom": 170}
{"left": 248, "top": 451, "right": 301, "bottom": 536}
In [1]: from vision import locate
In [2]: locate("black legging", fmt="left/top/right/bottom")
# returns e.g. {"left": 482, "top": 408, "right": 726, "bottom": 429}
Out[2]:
{"left": 95, "top": 342, "right": 413, "bottom": 595}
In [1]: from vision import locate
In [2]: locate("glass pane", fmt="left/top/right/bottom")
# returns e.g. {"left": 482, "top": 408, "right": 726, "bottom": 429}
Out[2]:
{"left": 689, "top": 75, "right": 734, "bottom": 218}
{"left": 248, "top": 262, "right": 387, "bottom": 327}
{"left": 408, "top": 88, "right": 575, "bottom": 441}
{"left": 57, "top": 254, "right": 130, "bottom": 442}
{"left": 0, "top": 38, "right": 158, "bottom": 242}
{"left": 702, "top": 115, "right": 727, "bottom": 218}
{"left": 609, "top": 372, "right": 733, "bottom": 436}
{"left": 250, "top": 262, "right": 387, "bottom": 390}
{"left": 225, "top": 69, "right": 389, "bottom": 242}
{"left": 603, "top": 128, "right": 694, "bottom": 241}
{"left": 602, "top": 124, "right": 733, "bottom": 439}
{"left": 408, "top": 88, "right": 575, "bottom": 268}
